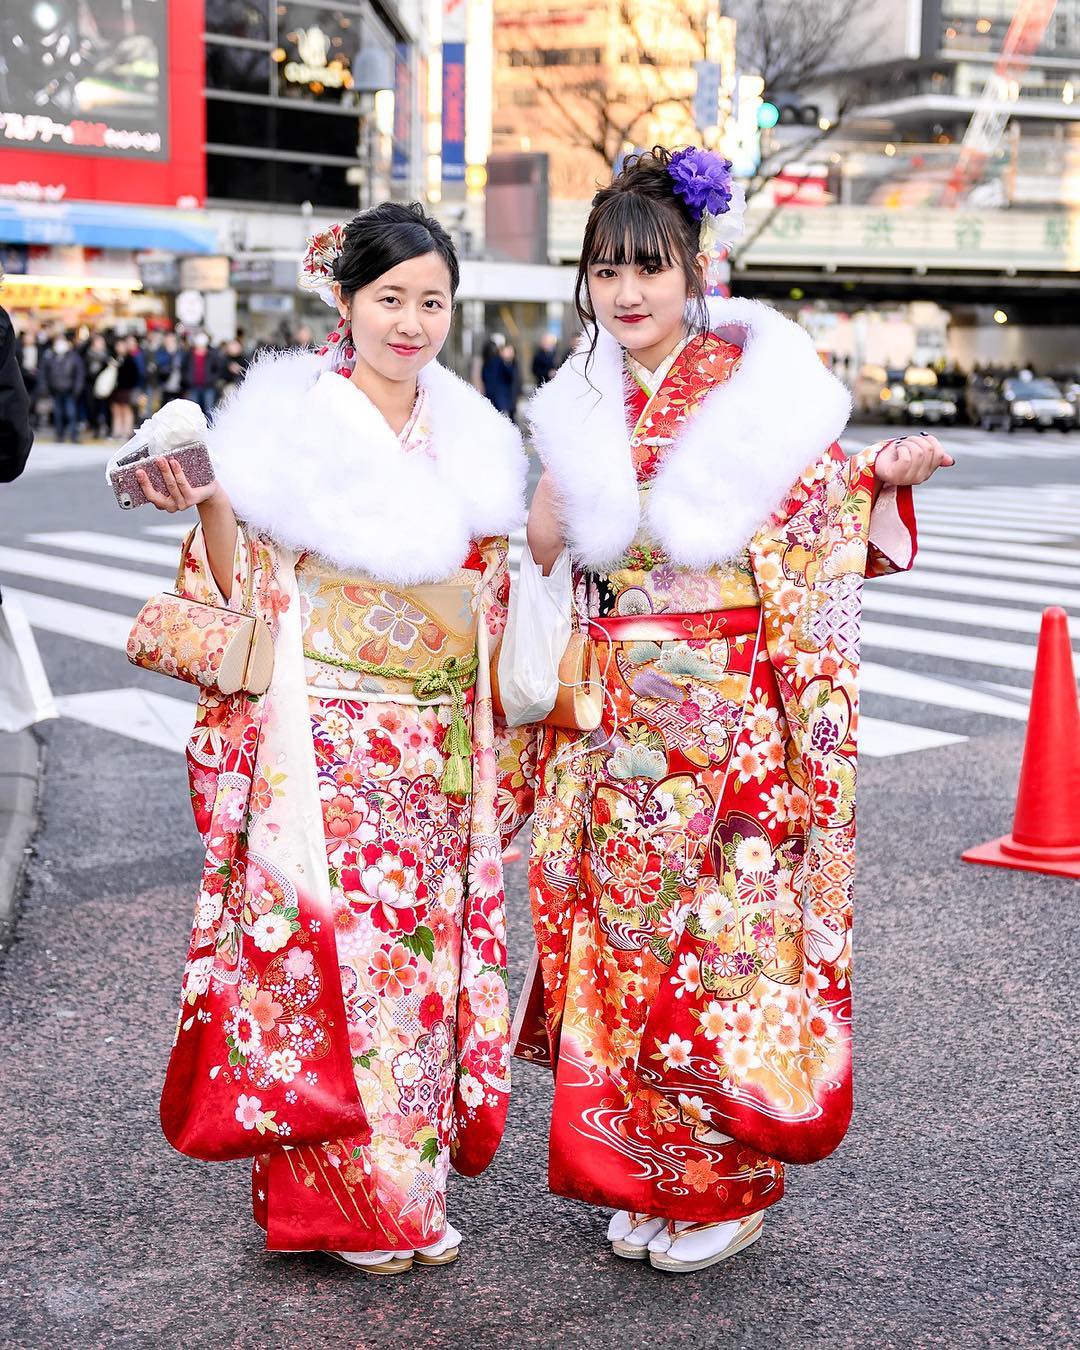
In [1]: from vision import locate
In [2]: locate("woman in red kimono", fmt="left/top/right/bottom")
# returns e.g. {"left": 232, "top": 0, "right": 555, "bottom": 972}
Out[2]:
{"left": 137, "top": 204, "right": 534, "bottom": 1275}
{"left": 516, "top": 148, "right": 953, "bottom": 1273}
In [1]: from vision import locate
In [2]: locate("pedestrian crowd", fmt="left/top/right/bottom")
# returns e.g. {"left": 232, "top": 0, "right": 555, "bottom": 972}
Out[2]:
{"left": 12, "top": 323, "right": 288, "bottom": 444}
{"left": 15, "top": 318, "right": 562, "bottom": 442}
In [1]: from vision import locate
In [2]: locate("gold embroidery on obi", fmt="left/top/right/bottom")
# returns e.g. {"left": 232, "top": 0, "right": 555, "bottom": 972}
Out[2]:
{"left": 298, "top": 557, "right": 480, "bottom": 694}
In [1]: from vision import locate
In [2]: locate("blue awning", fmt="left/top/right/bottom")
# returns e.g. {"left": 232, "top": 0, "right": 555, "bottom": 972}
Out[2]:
{"left": 0, "top": 200, "right": 218, "bottom": 253}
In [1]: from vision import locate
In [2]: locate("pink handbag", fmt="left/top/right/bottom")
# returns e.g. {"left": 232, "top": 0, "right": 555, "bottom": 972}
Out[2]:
{"left": 126, "top": 530, "right": 273, "bottom": 697}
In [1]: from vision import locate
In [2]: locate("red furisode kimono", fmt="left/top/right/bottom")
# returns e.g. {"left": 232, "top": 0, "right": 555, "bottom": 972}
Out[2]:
{"left": 154, "top": 349, "right": 535, "bottom": 1250}
{"left": 516, "top": 297, "right": 918, "bottom": 1223}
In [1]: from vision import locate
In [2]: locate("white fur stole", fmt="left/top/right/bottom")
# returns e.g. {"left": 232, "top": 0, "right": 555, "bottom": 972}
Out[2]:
{"left": 526, "top": 296, "right": 853, "bottom": 570}
{"left": 207, "top": 349, "right": 526, "bottom": 586}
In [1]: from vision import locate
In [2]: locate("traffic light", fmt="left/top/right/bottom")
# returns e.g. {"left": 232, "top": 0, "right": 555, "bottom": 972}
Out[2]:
{"left": 763, "top": 92, "right": 821, "bottom": 128}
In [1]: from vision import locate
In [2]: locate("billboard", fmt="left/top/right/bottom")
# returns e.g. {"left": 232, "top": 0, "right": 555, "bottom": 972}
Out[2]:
{"left": 441, "top": 43, "right": 467, "bottom": 183}
{"left": 441, "top": 0, "right": 467, "bottom": 185}
{"left": 0, "top": 0, "right": 204, "bottom": 207}
{"left": 0, "top": 0, "right": 168, "bottom": 159}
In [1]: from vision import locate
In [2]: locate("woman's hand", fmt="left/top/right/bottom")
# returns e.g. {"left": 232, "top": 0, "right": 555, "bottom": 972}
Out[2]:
{"left": 874, "top": 433, "right": 955, "bottom": 487}
{"left": 136, "top": 456, "right": 221, "bottom": 513}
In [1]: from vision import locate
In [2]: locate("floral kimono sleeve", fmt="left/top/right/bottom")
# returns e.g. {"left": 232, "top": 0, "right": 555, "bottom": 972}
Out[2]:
{"left": 479, "top": 536, "right": 538, "bottom": 847}
{"left": 177, "top": 523, "right": 280, "bottom": 841}
{"left": 177, "top": 519, "right": 251, "bottom": 610}
{"left": 772, "top": 441, "right": 918, "bottom": 578}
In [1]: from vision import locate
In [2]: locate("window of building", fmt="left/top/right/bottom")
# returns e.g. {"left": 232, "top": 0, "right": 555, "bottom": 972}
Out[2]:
{"left": 206, "top": 0, "right": 271, "bottom": 40}
{"left": 206, "top": 42, "right": 273, "bottom": 94}
{"left": 208, "top": 152, "right": 358, "bottom": 208}
{"left": 506, "top": 47, "right": 603, "bottom": 67}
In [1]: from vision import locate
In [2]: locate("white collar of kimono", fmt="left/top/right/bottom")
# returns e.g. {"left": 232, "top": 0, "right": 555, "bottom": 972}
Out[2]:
{"left": 526, "top": 295, "right": 853, "bottom": 571}
{"left": 208, "top": 348, "right": 526, "bottom": 586}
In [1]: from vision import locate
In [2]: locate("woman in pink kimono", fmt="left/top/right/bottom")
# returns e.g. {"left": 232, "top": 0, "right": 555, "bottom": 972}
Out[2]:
{"left": 517, "top": 148, "right": 953, "bottom": 1273}
{"left": 137, "top": 204, "right": 534, "bottom": 1275}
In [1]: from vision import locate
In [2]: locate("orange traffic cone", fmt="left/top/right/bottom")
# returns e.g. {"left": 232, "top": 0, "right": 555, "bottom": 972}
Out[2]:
{"left": 963, "top": 606, "right": 1080, "bottom": 878}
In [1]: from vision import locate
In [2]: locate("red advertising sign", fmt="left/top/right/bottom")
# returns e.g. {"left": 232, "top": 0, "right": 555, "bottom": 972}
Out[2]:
{"left": 0, "top": 0, "right": 205, "bottom": 207}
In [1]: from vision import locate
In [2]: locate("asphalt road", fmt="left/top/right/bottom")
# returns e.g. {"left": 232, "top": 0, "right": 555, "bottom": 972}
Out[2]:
{"left": 0, "top": 422, "right": 1077, "bottom": 1348}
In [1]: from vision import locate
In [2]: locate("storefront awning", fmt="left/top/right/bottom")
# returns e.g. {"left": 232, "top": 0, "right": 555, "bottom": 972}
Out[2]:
{"left": 0, "top": 201, "right": 218, "bottom": 253}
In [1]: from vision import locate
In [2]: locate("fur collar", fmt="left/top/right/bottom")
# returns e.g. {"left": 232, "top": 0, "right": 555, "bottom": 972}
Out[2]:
{"left": 208, "top": 349, "right": 526, "bottom": 585}
{"left": 526, "top": 296, "right": 852, "bottom": 570}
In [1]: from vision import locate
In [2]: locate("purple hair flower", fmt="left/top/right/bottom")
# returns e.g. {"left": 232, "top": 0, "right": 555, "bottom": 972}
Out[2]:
{"left": 668, "top": 147, "right": 734, "bottom": 221}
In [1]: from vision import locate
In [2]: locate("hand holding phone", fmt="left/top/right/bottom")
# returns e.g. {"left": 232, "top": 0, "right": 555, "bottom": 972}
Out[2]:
{"left": 135, "top": 451, "right": 221, "bottom": 514}
{"left": 106, "top": 399, "right": 217, "bottom": 509}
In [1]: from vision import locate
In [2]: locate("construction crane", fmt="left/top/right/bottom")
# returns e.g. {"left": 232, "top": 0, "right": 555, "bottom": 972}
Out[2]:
{"left": 943, "top": 0, "right": 1058, "bottom": 205}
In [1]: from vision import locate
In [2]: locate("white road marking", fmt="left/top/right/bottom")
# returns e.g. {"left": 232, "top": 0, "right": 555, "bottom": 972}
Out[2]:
{"left": 26, "top": 530, "right": 181, "bottom": 568}
{"left": 55, "top": 687, "right": 194, "bottom": 753}
{"left": 8, "top": 589, "right": 130, "bottom": 650}
{"left": 862, "top": 619, "right": 1055, "bottom": 673}
{"left": 863, "top": 590, "right": 1056, "bottom": 636}
{"left": 915, "top": 500, "right": 1080, "bottom": 528}
{"left": 902, "top": 549, "right": 1080, "bottom": 586}
{"left": 20, "top": 443, "right": 114, "bottom": 476}
{"left": 0, "top": 545, "right": 168, "bottom": 602}
{"left": 859, "top": 716, "right": 966, "bottom": 756}
{"left": 875, "top": 566, "right": 1080, "bottom": 609}
{"left": 861, "top": 663, "right": 1031, "bottom": 720}
{"left": 907, "top": 521, "right": 1078, "bottom": 544}
{"left": 918, "top": 534, "right": 1080, "bottom": 567}
{"left": 144, "top": 522, "right": 194, "bottom": 539}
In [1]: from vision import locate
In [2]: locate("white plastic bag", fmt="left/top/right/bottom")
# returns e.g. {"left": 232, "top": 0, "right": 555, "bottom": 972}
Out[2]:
{"left": 497, "top": 546, "right": 572, "bottom": 727}
{"left": 0, "top": 596, "right": 58, "bottom": 733}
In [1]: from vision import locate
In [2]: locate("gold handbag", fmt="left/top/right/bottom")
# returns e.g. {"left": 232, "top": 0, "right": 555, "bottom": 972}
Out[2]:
{"left": 542, "top": 631, "right": 603, "bottom": 732}
{"left": 492, "top": 630, "right": 604, "bottom": 733}
{"left": 126, "top": 531, "right": 274, "bottom": 697}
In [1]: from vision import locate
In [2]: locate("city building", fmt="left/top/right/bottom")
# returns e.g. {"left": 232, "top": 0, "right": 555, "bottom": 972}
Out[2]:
{"left": 0, "top": 0, "right": 508, "bottom": 345}
{"left": 491, "top": 0, "right": 707, "bottom": 231}
{"left": 730, "top": 0, "right": 1080, "bottom": 371}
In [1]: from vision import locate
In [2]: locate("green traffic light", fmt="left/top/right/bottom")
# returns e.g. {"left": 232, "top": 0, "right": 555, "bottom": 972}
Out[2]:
{"left": 758, "top": 101, "right": 780, "bottom": 129}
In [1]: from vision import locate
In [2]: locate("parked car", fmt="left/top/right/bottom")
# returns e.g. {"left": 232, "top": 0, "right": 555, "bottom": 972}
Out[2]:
{"left": 853, "top": 363, "right": 906, "bottom": 418}
{"left": 999, "top": 374, "right": 1077, "bottom": 432}
{"left": 1048, "top": 369, "right": 1080, "bottom": 416}
{"left": 966, "top": 371, "right": 1008, "bottom": 430}
{"left": 881, "top": 367, "right": 959, "bottom": 427}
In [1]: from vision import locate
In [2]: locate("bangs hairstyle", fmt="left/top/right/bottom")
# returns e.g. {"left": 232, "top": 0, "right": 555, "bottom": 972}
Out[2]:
{"left": 574, "top": 146, "right": 709, "bottom": 369}
{"left": 334, "top": 200, "right": 460, "bottom": 300}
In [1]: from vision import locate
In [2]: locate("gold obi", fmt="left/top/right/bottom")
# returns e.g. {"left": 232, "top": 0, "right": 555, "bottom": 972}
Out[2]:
{"left": 297, "top": 558, "right": 483, "bottom": 796}
{"left": 298, "top": 558, "right": 481, "bottom": 696}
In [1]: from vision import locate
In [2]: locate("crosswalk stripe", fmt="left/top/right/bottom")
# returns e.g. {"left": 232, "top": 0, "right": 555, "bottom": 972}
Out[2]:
{"left": 916, "top": 510, "right": 1080, "bottom": 537}
{"left": 144, "top": 522, "right": 194, "bottom": 539}
{"left": 55, "top": 687, "right": 194, "bottom": 754}
{"left": 859, "top": 716, "right": 966, "bottom": 756}
{"left": 908, "top": 549, "right": 1080, "bottom": 585}
{"left": 13, "top": 471, "right": 1076, "bottom": 760}
{"left": 21, "top": 444, "right": 114, "bottom": 476}
{"left": 27, "top": 530, "right": 182, "bottom": 568}
{"left": 916, "top": 493, "right": 1080, "bottom": 519}
{"left": 918, "top": 534, "right": 1080, "bottom": 567}
{"left": 876, "top": 566, "right": 1080, "bottom": 609}
{"left": 862, "top": 620, "right": 1063, "bottom": 673}
{"left": 9, "top": 588, "right": 131, "bottom": 650}
{"left": 0, "top": 545, "right": 167, "bottom": 602}
{"left": 861, "top": 663, "right": 1030, "bottom": 720}
{"left": 864, "top": 589, "right": 1055, "bottom": 636}
{"left": 903, "top": 521, "right": 1077, "bottom": 544}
